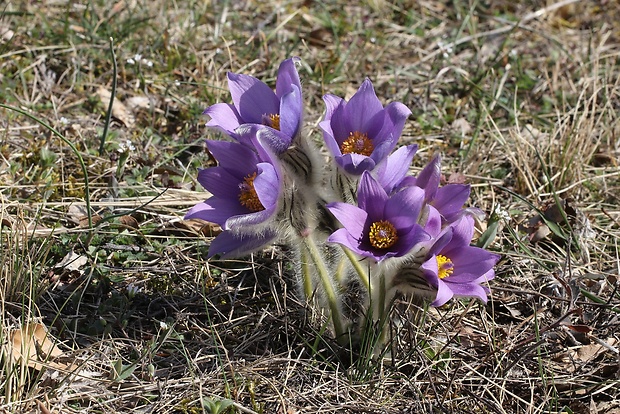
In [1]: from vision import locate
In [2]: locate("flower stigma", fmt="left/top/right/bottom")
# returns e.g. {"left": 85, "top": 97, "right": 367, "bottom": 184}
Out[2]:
{"left": 340, "top": 131, "right": 374, "bottom": 156}
{"left": 368, "top": 220, "right": 398, "bottom": 249}
{"left": 436, "top": 254, "right": 454, "bottom": 279}
{"left": 238, "top": 172, "right": 265, "bottom": 212}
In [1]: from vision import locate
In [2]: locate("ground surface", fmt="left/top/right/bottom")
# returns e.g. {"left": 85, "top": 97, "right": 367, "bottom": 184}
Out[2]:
{"left": 1, "top": 0, "right": 619, "bottom": 413}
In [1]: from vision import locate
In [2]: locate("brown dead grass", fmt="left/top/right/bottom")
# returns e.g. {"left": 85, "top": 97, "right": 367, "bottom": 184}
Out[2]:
{"left": 1, "top": 0, "right": 619, "bottom": 413}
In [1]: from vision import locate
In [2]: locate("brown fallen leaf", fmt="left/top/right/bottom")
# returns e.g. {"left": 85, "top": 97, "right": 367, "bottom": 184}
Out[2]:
{"left": 306, "top": 27, "right": 334, "bottom": 47}
{"left": 158, "top": 218, "right": 221, "bottom": 237}
{"left": 96, "top": 87, "right": 135, "bottom": 128}
{"left": 447, "top": 172, "right": 467, "bottom": 184}
{"left": 54, "top": 250, "right": 88, "bottom": 273}
{"left": 570, "top": 337, "right": 617, "bottom": 363}
{"left": 126, "top": 95, "right": 155, "bottom": 112}
{"left": 522, "top": 215, "right": 551, "bottom": 243}
{"left": 8, "top": 323, "right": 69, "bottom": 371}
{"left": 120, "top": 214, "right": 140, "bottom": 230}
{"left": 36, "top": 399, "right": 53, "bottom": 414}
{"left": 78, "top": 214, "right": 103, "bottom": 228}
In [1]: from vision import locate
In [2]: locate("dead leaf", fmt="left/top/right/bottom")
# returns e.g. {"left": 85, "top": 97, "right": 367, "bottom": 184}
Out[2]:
{"left": 96, "top": 87, "right": 135, "bottom": 128}
{"left": 520, "top": 124, "right": 549, "bottom": 145}
{"left": 1, "top": 216, "right": 12, "bottom": 228}
{"left": 120, "top": 215, "right": 139, "bottom": 230}
{"left": 306, "top": 27, "right": 333, "bottom": 47}
{"left": 67, "top": 204, "right": 96, "bottom": 227}
{"left": 158, "top": 219, "right": 221, "bottom": 237}
{"left": 110, "top": 0, "right": 127, "bottom": 17}
{"left": 451, "top": 118, "right": 472, "bottom": 137}
{"left": 69, "top": 24, "right": 86, "bottom": 33}
{"left": 8, "top": 323, "right": 69, "bottom": 371}
{"left": 569, "top": 338, "right": 617, "bottom": 365}
{"left": 447, "top": 172, "right": 467, "bottom": 184}
{"left": 565, "top": 324, "right": 593, "bottom": 334}
{"left": 54, "top": 250, "right": 88, "bottom": 272}
{"left": 542, "top": 198, "right": 576, "bottom": 224}
{"left": 126, "top": 96, "right": 154, "bottom": 112}
{"left": 78, "top": 214, "right": 102, "bottom": 228}
{"left": 36, "top": 399, "right": 53, "bottom": 414}
{"left": 0, "top": 22, "right": 14, "bottom": 42}
{"left": 522, "top": 215, "right": 551, "bottom": 243}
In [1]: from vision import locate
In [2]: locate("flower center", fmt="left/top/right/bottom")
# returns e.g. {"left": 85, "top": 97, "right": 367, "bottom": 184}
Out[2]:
{"left": 340, "top": 131, "right": 374, "bottom": 156}
{"left": 267, "top": 114, "right": 280, "bottom": 131}
{"left": 436, "top": 254, "right": 454, "bottom": 279}
{"left": 238, "top": 172, "right": 265, "bottom": 212}
{"left": 368, "top": 220, "right": 398, "bottom": 249}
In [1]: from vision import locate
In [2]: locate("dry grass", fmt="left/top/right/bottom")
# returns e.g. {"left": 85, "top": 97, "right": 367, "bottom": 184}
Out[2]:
{"left": 1, "top": 0, "right": 619, "bottom": 413}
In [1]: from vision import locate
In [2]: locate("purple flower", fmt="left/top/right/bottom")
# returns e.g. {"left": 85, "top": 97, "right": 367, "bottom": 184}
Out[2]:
{"left": 421, "top": 215, "right": 500, "bottom": 306}
{"left": 203, "top": 58, "right": 302, "bottom": 153}
{"left": 373, "top": 144, "right": 418, "bottom": 194}
{"left": 326, "top": 171, "right": 429, "bottom": 262}
{"left": 399, "top": 154, "right": 472, "bottom": 223}
{"left": 184, "top": 137, "right": 282, "bottom": 231}
{"left": 319, "top": 79, "right": 412, "bottom": 175}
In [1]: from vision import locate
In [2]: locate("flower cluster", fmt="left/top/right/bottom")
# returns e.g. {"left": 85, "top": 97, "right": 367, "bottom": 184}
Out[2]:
{"left": 187, "top": 58, "right": 500, "bottom": 343}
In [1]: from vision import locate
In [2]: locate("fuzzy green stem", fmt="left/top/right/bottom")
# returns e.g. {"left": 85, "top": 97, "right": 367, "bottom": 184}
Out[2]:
{"left": 369, "top": 272, "right": 392, "bottom": 356}
{"left": 299, "top": 245, "right": 314, "bottom": 300}
{"left": 334, "top": 255, "right": 348, "bottom": 285}
{"left": 303, "top": 235, "right": 345, "bottom": 340}
{"left": 368, "top": 272, "right": 387, "bottom": 324}
{"left": 341, "top": 246, "right": 370, "bottom": 291}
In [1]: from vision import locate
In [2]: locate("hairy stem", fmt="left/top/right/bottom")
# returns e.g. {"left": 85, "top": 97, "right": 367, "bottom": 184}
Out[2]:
{"left": 303, "top": 234, "right": 345, "bottom": 341}
{"left": 341, "top": 246, "right": 370, "bottom": 291}
{"left": 299, "top": 245, "right": 315, "bottom": 301}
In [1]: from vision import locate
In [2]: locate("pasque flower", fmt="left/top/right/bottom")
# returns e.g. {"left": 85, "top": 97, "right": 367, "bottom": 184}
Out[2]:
{"left": 184, "top": 135, "right": 284, "bottom": 258}
{"left": 203, "top": 58, "right": 302, "bottom": 153}
{"left": 184, "top": 136, "right": 282, "bottom": 230}
{"left": 184, "top": 57, "right": 501, "bottom": 342}
{"left": 319, "top": 79, "right": 411, "bottom": 175}
{"left": 421, "top": 215, "right": 500, "bottom": 306}
{"left": 398, "top": 154, "right": 473, "bottom": 223}
{"left": 326, "top": 171, "right": 429, "bottom": 262}
{"left": 374, "top": 144, "right": 418, "bottom": 194}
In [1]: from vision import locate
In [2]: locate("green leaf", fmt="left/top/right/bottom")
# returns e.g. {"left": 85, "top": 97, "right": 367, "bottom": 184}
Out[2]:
{"left": 111, "top": 359, "right": 137, "bottom": 382}
{"left": 201, "top": 397, "right": 234, "bottom": 414}
{"left": 477, "top": 219, "right": 500, "bottom": 249}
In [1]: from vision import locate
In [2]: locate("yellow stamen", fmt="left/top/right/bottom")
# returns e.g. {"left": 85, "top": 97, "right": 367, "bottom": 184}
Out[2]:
{"left": 238, "top": 172, "right": 265, "bottom": 212}
{"left": 340, "top": 131, "right": 374, "bottom": 156}
{"left": 368, "top": 220, "right": 398, "bottom": 249}
{"left": 268, "top": 114, "right": 280, "bottom": 131}
{"left": 436, "top": 254, "right": 454, "bottom": 279}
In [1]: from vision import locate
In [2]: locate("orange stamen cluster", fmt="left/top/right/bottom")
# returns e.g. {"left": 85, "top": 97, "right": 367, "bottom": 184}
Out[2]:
{"left": 436, "top": 255, "right": 454, "bottom": 279}
{"left": 268, "top": 114, "right": 280, "bottom": 131}
{"left": 238, "top": 172, "right": 265, "bottom": 212}
{"left": 368, "top": 220, "right": 398, "bottom": 249}
{"left": 340, "top": 131, "right": 374, "bottom": 156}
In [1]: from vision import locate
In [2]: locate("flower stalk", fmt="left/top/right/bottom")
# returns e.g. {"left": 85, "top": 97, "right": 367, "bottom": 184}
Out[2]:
{"left": 341, "top": 246, "right": 370, "bottom": 292}
{"left": 302, "top": 233, "right": 345, "bottom": 341}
